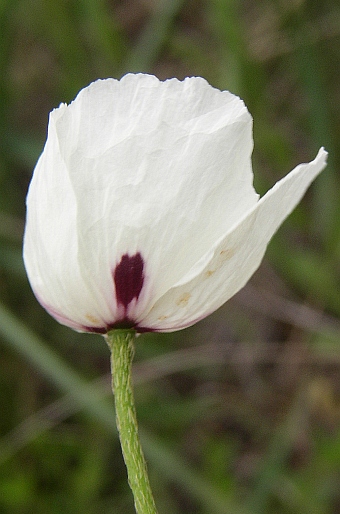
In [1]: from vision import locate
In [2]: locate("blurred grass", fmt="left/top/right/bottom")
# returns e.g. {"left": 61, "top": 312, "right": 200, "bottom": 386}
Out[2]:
{"left": 1, "top": 0, "right": 340, "bottom": 513}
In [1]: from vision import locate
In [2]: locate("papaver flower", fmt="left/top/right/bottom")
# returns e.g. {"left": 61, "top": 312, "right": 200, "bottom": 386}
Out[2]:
{"left": 23, "top": 73, "right": 327, "bottom": 334}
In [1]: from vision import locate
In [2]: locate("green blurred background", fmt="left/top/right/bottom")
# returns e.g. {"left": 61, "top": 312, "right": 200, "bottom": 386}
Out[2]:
{"left": 0, "top": 0, "right": 340, "bottom": 512}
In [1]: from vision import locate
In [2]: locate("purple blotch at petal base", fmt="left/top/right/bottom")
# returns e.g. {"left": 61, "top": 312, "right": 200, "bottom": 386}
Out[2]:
{"left": 113, "top": 252, "right": 144, "bottom": 309}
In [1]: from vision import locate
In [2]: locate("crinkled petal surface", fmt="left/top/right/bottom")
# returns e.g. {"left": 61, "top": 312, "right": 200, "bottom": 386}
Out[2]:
{"left": 23, "top": 73, "right": 327, "bottom": 333}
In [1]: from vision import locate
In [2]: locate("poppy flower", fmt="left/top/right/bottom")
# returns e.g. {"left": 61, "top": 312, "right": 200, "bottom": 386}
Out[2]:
{"left": 23, "top": 74, "right": 327, "bottom": 333}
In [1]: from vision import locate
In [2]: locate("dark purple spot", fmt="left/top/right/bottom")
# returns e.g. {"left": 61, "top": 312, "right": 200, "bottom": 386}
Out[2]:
{"left": 83, "top": 320, "right": 155, "bottom": 334}
{"left": 108, "top": 318, "right": 137, "bottom": 330}
{"left": 113, "top": 252, "right": 144, "bottom": 309}
{"left": 83, "top": 325, "right": 107, "bottom": 334}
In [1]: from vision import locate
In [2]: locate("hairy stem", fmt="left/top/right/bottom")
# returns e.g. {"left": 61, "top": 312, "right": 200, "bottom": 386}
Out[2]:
{"left": 106, "top": 329, "right": 158, "bottom": 514}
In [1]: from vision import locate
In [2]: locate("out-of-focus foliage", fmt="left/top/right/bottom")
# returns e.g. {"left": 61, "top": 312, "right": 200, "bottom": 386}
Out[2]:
{"left": 0, "top": 1, "right": 340, "bottom": 513}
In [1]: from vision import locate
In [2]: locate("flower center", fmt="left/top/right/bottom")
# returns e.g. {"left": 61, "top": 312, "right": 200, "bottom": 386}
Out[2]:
{"left": 113, "top": 252, "right": 144, "bottom": 309}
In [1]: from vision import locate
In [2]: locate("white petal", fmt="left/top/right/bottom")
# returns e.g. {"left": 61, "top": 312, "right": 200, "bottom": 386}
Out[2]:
{"left": 23, "top": 113, "right": 115, "bottom": 331}
{"left": 24, "top": 74, "right": 259, "bottom": 331}
{"left": 140, "top": 148, "right": 328, "bottom": 332}
{"left": 61, "top": 75, "right": 258, "bottom": 307}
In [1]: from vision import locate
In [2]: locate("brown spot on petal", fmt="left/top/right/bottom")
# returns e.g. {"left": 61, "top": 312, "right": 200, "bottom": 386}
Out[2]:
{"left": 85, "top": 314, "right": 101, "bottom": 324}
{"left": 204, "top": 247, "right": 236, "bottom": 278}
{"left": 176, "top": 292, "right": 191, "bottom": 307}
{"left": 220, "top": 248, "right": 235, "bottom": 260}
{"left": 204, "top": 270, "right": 215, "bottom": 278}
{"left": 113, "top": 252, "right": 144, "bottom": 308}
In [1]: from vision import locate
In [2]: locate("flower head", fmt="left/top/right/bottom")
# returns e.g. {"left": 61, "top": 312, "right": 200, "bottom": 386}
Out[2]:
{"left": 23, "top": 74, "right": 327, "bottom": 333}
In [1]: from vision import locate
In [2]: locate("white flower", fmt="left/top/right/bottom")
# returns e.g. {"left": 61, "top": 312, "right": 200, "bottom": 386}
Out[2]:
{"left": 23, "top": 74, "right": 327, "bottom": 333}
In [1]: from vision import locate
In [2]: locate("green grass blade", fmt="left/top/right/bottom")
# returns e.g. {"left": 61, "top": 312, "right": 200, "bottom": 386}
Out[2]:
{"left": 0, "top": 301, "right": 244, "bottom": 513}
{"left": 125, "top": 0, "right": 184, "bottom": 72}
{"left": 0, "top": 300, "right": 117, "bottom": 431}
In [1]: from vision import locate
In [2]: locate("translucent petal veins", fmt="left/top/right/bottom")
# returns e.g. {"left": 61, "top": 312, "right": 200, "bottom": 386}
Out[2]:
{"left": 113, "top": 253, "right": 145, "bottom": 309}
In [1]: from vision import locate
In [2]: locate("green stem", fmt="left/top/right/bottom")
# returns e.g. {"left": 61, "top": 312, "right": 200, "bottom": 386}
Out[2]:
{"left": 106, "top": 329, "right": 158, "bottom": 514}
